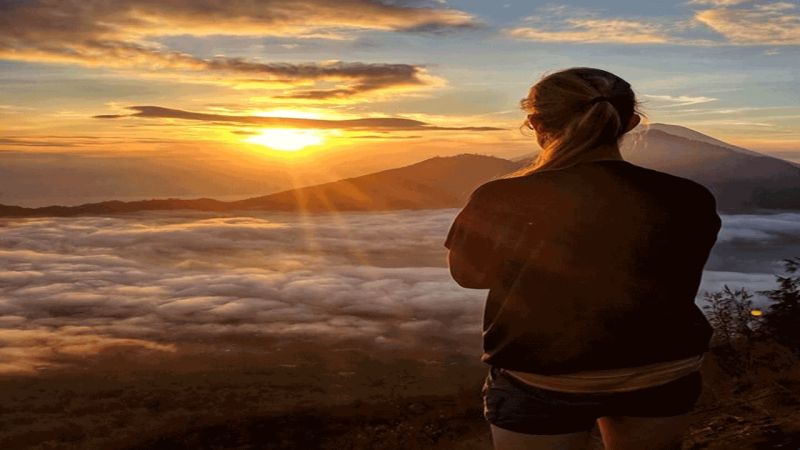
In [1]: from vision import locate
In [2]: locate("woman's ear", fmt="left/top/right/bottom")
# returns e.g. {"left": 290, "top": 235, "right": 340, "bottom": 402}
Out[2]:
{"left": 625, "top": 114, "right": 641, "bottom": 133}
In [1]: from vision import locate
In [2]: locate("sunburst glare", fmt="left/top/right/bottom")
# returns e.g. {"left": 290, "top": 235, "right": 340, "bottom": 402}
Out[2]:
{"left": 245, "top": 128, "right": 326, "bottom": 152}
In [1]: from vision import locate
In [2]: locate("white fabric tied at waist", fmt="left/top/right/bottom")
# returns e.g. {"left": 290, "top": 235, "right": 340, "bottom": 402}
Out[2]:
{"left": 502, "top": 354, "right": 704, "bottom": 394}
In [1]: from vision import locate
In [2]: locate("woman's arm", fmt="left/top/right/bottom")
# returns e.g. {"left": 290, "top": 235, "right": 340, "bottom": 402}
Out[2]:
{"left": 444, "top": 184, "right": 508, "bottom": 289}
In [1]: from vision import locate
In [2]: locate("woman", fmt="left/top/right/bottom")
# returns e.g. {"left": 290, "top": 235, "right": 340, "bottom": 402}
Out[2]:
{"left": 444, "top": 68, "right": 721, "bottom": 449}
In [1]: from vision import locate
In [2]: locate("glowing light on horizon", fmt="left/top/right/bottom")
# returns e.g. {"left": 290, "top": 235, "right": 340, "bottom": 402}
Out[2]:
{"left": 245, "top": 128, "right": 326, "bottom": 151}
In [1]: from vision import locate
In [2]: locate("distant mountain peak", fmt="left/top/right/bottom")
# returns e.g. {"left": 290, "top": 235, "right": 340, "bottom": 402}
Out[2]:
{"left": 643, "top": 123, "right": 769, "bottom": 159}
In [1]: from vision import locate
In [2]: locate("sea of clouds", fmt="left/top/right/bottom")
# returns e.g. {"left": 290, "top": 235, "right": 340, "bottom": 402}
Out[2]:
{"left": 1, "top": 210, "right": 799, "bottom": 374}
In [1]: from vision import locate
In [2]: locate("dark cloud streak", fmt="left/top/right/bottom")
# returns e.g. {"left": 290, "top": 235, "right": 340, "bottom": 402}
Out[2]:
{"left": 94, "top": 106, "right": 504, "bottom": 131}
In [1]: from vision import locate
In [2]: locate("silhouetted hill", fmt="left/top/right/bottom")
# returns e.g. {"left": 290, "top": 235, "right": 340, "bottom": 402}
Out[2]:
{"left": 230, "top": 154, "right": 519, "bottom": 212}
{"left": 0, "top": 154, "right": 519, "bottom": 217}
{"left": 0, "top": 198, "right": 230, "bottom": 218}
{"left": 1, "top": 126, "right": 799, "bottom": 217}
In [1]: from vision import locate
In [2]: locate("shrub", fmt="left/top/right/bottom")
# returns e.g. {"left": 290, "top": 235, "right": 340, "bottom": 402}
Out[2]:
{"left": 702, "top": 286, "right": 761, "bottom": 376}
{"left": 702, "top": 257, "right": 800, "bottom": 378}
{"left": 757, "top": 257, "right": 800, "bottom": 355}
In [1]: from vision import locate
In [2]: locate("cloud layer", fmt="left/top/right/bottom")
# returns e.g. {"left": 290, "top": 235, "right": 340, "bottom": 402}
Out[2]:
{"left": 0, "top": 211, "right": 483, "bottom": 374}
{"left": 717, "top": 213, "right": 800, "bottom": 244}
{"left": 1, "top": 210, "right": 796, "bottom": 374}
{"left": 695, "top": 2, "right": 800, "bottom": 45}
{"left": 507, "top": 2, "right": 800, "bottom": 46}
{"left": 0, "top": 0, "right": 477, "bottom": 98}
{"left": 507, "top": 17, "right": 672, "bottom": 45}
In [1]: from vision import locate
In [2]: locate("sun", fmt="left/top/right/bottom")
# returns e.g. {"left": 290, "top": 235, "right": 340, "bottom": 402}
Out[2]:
{"left": 245, "top": 128, "right": 325, "bottom": 152}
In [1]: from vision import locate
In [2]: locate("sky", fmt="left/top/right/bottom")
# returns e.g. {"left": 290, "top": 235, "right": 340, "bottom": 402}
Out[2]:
{"left": 1, "top": 0, "right": 799, "bottom": 201}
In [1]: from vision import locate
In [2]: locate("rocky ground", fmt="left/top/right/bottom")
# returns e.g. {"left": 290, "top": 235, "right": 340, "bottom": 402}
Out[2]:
{"left": 1, "top": 347, "right": 798, "bottom": 450}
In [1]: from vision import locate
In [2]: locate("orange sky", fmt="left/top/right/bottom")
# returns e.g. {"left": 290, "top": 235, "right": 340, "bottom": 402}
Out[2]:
{"left": 0, "top": 0, "right": 798, "bottom": 205}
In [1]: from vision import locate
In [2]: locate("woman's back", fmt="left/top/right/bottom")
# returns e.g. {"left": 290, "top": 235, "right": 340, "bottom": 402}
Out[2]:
{"left": 445, "top": 159, "right": 722, "bottom": 374}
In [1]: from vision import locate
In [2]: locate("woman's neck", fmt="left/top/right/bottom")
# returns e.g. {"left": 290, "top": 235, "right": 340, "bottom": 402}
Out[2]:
{"left": 581, "top": 144, "right": 623, "bottom": 162}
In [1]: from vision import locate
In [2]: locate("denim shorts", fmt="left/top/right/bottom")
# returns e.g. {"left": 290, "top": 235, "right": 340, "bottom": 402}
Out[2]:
{"left": 482, "top": 366, "right": 703, "bottom": 435}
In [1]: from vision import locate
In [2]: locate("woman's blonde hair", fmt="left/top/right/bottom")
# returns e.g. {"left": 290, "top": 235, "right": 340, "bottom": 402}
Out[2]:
{"left": 512, "top": 67, "right": 643, "bottom": 176}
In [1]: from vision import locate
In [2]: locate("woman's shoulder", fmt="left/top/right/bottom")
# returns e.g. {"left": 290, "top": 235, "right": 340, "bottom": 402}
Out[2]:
{"left": 617, "top": 162, "right": 719, "bottom": 215}
{"left": 468, "top": 176, "right": 532, "bottom": 201}
{"left": 624, "top": 161, "right": 715, "bottom": 197}
{"left": 470, "top": 161, "right": 717, "bottom": 210}
{"left": 467, "top": 167, "right": 581, "bottom": 203}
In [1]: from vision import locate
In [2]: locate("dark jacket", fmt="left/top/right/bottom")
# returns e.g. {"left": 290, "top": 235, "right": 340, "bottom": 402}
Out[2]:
{"left": 444, "top": 159, "right": 721, "bottom": 374}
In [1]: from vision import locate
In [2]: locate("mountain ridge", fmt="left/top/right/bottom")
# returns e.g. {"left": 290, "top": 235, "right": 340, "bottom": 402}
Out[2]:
{"left": 1, "top": 126, "right": 799, "bottom": 217}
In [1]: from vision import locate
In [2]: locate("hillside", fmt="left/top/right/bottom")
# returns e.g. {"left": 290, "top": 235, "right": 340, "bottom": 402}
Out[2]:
{"left": 230, "top": 154, "right": 519, "bottom": 212}
{"left": 0, "top": 154, "right": 519, "bottom": 217}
